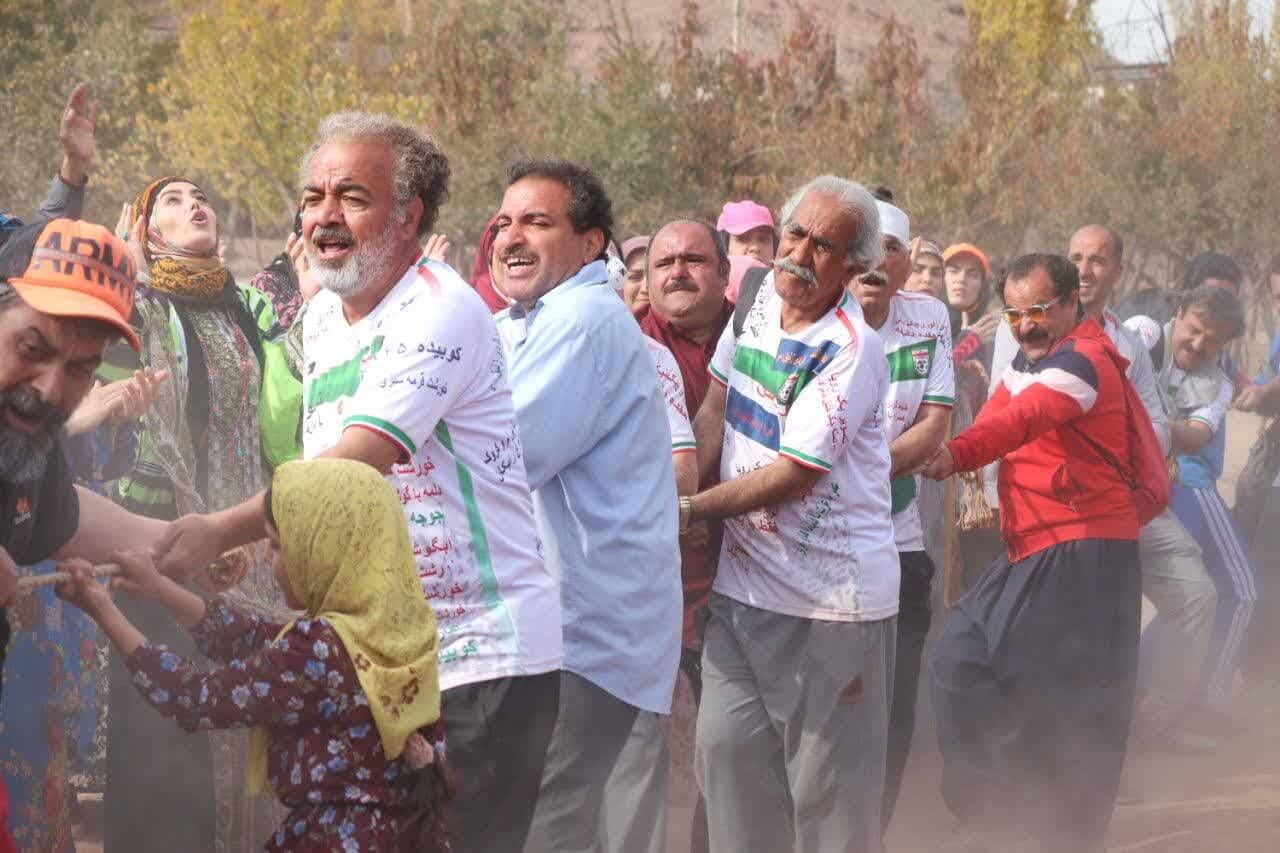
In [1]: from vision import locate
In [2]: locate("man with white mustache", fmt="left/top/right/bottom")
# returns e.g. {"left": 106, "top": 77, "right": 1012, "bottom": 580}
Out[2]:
{"left": 683, "top": 176, "right": 898, "bottom": 851}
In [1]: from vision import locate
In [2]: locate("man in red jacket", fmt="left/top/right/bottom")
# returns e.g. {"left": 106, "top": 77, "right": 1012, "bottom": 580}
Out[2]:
{"left": 921, "top": 253, "right": 1142, "bottom": 853}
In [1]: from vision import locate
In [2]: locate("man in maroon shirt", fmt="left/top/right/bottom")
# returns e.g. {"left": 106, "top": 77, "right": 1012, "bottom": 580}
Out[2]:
{"left": 634, "top": 218, "right": 733, "bottom": 853}
{"left": 637, "top": 219, "right": 734, "bottom": 656}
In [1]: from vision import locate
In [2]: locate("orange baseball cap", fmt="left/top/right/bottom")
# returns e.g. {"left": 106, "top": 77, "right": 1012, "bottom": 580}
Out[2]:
{"left": 943, "top": 242, "right": 991, "bottom": 276}
{"left": 0, "top": 218, "right": 141, "bottom": 351}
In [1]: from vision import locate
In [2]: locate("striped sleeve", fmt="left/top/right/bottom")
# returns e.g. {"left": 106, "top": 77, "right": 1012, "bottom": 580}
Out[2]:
{"left": 950, "top": 345, "right": 1101, "bottom": 473}
{"left": 1001, "top": 348, "right": 1098, "bottom": 411}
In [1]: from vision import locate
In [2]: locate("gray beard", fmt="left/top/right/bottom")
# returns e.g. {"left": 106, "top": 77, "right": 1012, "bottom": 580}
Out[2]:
{"left": 309, "top": 221, "right": 402, "bottom": 298}
{"left": 0, "top": 427, "right": 54, "bottom": 482}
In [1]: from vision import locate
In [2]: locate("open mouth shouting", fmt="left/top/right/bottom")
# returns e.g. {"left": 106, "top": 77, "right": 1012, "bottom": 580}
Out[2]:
{"left": 0, "top": 388, "right": 62, "bottom": 437}
{"left": 310, "top": 226, "right": 357, "bottom": 265}
{"left": 2, "top": 406, "right": 47, "bottom": 436}
{"left": 500, "top": 252, "right": 538, "bottom": 281}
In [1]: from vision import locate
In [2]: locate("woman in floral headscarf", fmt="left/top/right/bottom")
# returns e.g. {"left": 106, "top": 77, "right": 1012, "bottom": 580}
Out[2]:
{"left": 56, "top": 459, "right": 450, "bottom": 851}
{"left": 102, "top": 176, "right": 302, "bottom": 852}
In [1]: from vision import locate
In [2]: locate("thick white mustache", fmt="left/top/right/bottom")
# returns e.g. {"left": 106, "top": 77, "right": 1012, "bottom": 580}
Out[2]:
{"left": 773, "top": 258, "right": 817, "bottom": 284}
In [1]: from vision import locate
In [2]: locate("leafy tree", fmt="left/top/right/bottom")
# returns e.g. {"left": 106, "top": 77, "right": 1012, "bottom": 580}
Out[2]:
{"left": 140, "top": 0, "right": 390, "bottom": 225}
{"left": 0, "top": 0, "right": 170, "bottom": 222}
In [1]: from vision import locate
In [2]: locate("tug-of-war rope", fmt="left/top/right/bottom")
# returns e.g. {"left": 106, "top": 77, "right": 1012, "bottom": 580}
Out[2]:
{"left": 15, "top": 550, "right": 251, "bottom": 596}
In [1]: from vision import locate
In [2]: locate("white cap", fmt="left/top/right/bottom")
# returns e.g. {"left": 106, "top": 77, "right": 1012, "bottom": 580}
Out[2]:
{"left": 875, "top": 200, "right": 910, "bottom": 246}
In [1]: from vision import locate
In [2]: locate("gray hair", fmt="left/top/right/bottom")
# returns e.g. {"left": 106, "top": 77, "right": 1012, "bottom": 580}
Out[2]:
{"left": 299, "top": 112, "right": 451, "bottom": 237}
{"left": 779, "top": 176, "right": 883, "bottom": 270}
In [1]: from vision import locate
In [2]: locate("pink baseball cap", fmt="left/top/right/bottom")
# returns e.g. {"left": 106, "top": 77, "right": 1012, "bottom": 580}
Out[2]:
{"left": 716, "top": 200, "right": 775, "bottom": 236}
{"left": 620, "top": 236, "right": 650, "bottom": 262}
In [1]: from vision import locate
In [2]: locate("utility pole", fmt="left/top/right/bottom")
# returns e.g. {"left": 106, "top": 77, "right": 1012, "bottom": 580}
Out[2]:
{"left": 732, "top": 0, "right": 742, "bottom": 51}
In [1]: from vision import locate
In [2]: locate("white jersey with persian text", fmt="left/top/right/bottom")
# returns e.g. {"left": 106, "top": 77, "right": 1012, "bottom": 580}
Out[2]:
{"left": 708, "top": 277, "right": 899, "bottom": 621}
{"left": 302, "top": 256, "right": 563, "bottom": 691}
{"left": 880, "top": 291, "right": 954, "bottom": 551}
{"left": 645, "top": 337, "right": 696, "bottom": 455}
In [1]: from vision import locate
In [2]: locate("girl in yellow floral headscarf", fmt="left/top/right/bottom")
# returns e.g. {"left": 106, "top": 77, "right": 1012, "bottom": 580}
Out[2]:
{"left": 56, "top": 459, "right": 450, "bottom": 852}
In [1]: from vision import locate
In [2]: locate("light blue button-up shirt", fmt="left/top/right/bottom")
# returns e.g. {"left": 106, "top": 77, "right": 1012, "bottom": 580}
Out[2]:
{"left": 494, "top": 260, "right": 682, "bottom": 713}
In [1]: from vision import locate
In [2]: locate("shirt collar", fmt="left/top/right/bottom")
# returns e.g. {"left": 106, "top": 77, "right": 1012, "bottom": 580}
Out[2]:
{"left": 1102, "top": 308, "right": 1118, "bottom": 339}
{"left": 643, "top": 299, "right": 733, "bottom": 348}
{"left": 506, "top": 259, "right": 609, "bottom": 324}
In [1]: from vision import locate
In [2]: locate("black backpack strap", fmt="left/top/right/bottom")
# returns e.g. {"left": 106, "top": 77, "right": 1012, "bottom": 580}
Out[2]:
{"left": 733, "top": 266, "right": 769, "bottom": 338}
{"left": 1149, "top": 332, "right": 1165, "bottom": 372}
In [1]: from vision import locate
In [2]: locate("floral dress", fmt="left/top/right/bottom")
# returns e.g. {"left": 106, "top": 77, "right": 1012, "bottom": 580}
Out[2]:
{"left": 124, "top": 600, "right": 447, "bottom": 852}
{"left": 0, "top": 430, "right": 135, "bottom": 852}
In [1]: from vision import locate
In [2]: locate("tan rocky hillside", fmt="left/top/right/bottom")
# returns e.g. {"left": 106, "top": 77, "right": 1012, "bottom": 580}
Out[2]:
{"left": 562, "top": 0, "right": 969, "bottom": 102}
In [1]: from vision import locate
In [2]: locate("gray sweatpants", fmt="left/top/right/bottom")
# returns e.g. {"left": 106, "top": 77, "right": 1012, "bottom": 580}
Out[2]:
{"left": 600, "top": 711, "right": 670, "bottom": 853}
{"left": 1136, "top": 509, "right": 1217, "bottom": 734}
{"left": 695, "top": 593, "right": 895, "bottom": 853}
{"left": 524, "top": 671, "right": 639, "bottom": 853}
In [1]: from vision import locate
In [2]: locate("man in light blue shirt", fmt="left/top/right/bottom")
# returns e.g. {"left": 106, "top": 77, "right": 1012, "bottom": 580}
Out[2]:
{"left": 491, "top": 158, "right": 682, "bottom": 853}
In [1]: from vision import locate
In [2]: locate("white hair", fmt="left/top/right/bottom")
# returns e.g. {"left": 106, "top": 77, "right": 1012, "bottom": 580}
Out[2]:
{"left": 779, "top": 176, "right": 883, "bottom": 271}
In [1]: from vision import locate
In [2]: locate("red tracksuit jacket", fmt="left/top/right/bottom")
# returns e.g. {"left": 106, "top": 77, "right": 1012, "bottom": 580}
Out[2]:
{"left": 948, "top": 316, "right": 1140, "bottom": 562}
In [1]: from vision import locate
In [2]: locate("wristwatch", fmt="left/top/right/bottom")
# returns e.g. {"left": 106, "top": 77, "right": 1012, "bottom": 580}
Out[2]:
{"left": 678, "top": 496, "right": 692, "bottom": 535}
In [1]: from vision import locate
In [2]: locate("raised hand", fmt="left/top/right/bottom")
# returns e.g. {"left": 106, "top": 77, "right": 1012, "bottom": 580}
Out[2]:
{"left": 286, "top": 232, "right": 318, "bottom": 300}
{"left": 59, "top": 83, "right": 99, "bottom": 185}
{"left": 115, "top": 203, "right": 149, "bottom": 276}
{"left": 969, "top": 313, "right": 999, "bottom": 347}
{"left": 66, "top": 368, "right": 170, "bottom": 436}
{"left": 425, "top": 233, "right": 451, "bottom": 263}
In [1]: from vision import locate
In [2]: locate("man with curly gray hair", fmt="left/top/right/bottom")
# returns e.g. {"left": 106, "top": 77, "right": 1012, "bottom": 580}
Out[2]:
{"left": 683, "top": 175, "right": 897, "bottom": 851}
{"left": 153, "top": 113, "right": 565, "bottom": 853}
{"left": 295, "top": 111, "right": 451, "bottom": 299}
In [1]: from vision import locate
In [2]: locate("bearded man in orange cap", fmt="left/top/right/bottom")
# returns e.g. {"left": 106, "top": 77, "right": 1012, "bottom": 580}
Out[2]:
{"left": 0, "top": 218, "right": 169, "bottom": 852}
